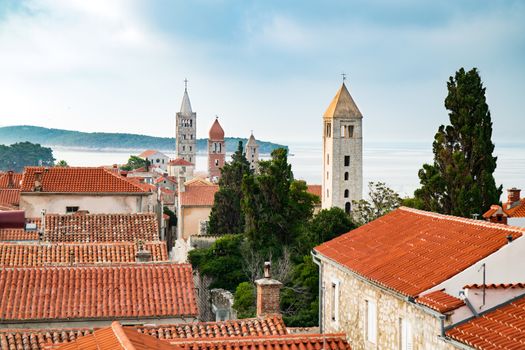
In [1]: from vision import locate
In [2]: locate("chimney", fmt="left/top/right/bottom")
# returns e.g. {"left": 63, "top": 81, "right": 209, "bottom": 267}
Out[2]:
{"left": 507, "top": 188, "right": 521, "bottom": 206}
{"left": 135, "top": 240, "right": 152, "bottom": 262}
{"left": 7, "top": 170, "right": 15, "bottom": 189}
{"left": 255, "top": 261, "right": 282, "bottom": 317}
{"left": 34, "top": 171, "right": 43, "bottom": 192}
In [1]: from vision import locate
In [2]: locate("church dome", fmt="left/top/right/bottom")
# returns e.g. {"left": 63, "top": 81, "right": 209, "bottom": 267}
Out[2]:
{"left": 209, "top": 118, "right": 225, "bottom": 140}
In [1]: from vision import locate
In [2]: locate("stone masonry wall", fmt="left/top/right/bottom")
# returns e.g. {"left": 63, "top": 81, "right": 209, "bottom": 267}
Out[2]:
{"left": 320, "top": 259, "right": 456, "bottom": 350}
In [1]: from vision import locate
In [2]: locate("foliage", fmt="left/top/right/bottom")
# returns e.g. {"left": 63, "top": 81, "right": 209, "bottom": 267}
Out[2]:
{"left": 0, "top": 125, "right": 286, "bottom": 153}
{"left": 232, "top": 282, "right": 256, "bottom": 318}
{"left": 55, "top": 160, "right": 69, "bottom": 167}
{"left": 163, "top": 206, "right": 177, "bottom": 227}
{"left": 303, "top": 207, "right": 356, "bottom": 250}
{"left": 208, "top": 141, "right": 251, "bottom": 235}
{"left": 120, "top": 155, "right": 149, "bottom": 171}
{"left": 242, "top": 148, "right": 317, "bottom": 258}
{"left": 414, "top": 67, "right": 502, "bottom": 217}
{"left": 352, "top": 182, "right": 402, "bottom": 225}
{"left": 0, "top": 142, "right": 55, "bottom": 172}
{"left": 401, "top": 196, "right": 425, "bottom": 209}
{"left": 188, "top": 234, "right": 247, "bottom": 291}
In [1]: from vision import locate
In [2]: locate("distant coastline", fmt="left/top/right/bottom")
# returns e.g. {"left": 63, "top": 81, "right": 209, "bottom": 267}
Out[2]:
{"left": 0, "top": 125, "right": 287, "bottom": 153}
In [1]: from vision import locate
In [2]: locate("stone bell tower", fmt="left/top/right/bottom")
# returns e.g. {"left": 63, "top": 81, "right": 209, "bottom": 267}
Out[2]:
{"left": 322, "top": 81, "right": 363, "bottom": 213}
{"left": 208, "top": 117, "right": 225, "bottom": 183}
{"left": 176, "top": 79, "right": 197, "bottom": 164}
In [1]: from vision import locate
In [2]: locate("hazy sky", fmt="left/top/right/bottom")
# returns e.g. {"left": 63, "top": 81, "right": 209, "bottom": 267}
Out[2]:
{"left": 0, "top": 0, "right": 524, "bottom": 143}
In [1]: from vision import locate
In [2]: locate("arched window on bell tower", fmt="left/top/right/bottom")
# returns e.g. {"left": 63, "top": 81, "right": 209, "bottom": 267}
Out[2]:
{"left": 345, "top": 202, "right": 351, "bottom": 214}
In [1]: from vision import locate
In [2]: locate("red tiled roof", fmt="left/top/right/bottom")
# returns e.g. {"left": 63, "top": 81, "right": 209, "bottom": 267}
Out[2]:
{"left": 0, "top": 172, "right": 22, "bottom": 189}
{"left": 0, "top": 189, "right": 20, "bottom": 206}
{"left": 180, "top": 184, "right": 218, "bottom": 207}
{"left": 0, "top": 242, "right": 167, "bottom": 266}
{"left": 156, "top": 177, "right": 177, "bottom": 185}
{"left": 314, "top": 207, "right": 524, "bottom": 297}
{"left": 0, "top": 328, "right": 92, "bottom": 350}
{"left": 307, "top": 185, "right": 321, "bottom": 198}
{"left": 0, "top": 228, "right": 39, "bottom": 241}
{"left": 168, "top": 333, "right": 351, "bottom": 350}
{"left": 136, "top": 315, "right": 288, "bottom": 339}
{"left": 169, "top": 158, "right": 193, "bottom": 166}
{"left": 20, "top": 167, "right": 148, "bottom": 193}
{"left": 506, "top": 199, "right": 525, "bottom": 218}
{"left": 43, "top": 213, "right": 159, "bottom": 242}
{"left": 416, "top": 290, "right": 465, "bottom": 313}
{"left": 446, "top": 294, "right": 525, "bottom": 349}
{"left": 0, "top": 263, "right": 198, "bottom": 321}
{"left": 465, "top": 283, "right": 525, "bottom": 289}
{"left": 50, "top": 321, "right": 178, "bottom": 350}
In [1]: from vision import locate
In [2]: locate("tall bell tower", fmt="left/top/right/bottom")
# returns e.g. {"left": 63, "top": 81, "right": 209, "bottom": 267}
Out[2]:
{"left": 176, "top": 79, "right": 197, "bottom": 164}
{"left": 322, "top": 81, "right": 363, "bottom": 213}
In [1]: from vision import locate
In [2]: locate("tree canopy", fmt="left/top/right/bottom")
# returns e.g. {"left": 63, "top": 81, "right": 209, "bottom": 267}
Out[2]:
{"left": 352, "top": 182, "right": 401, "bottom": 226}
{"left": 0, "top": 142, "right": 55, "bottom": 172}
{"left": 120, "top": 155, "right": 149, "bottom": 171}
{"left": 414, "top": 67, "right": 502, "bottom": 217}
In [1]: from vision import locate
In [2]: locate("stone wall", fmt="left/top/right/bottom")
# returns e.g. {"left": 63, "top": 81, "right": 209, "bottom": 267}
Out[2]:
{"left": 319, "top": 257, "right": 456, "bottom": 350}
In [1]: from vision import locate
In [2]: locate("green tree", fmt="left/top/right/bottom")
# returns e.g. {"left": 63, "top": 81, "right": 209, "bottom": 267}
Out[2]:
{"left": 208, "top": 141, "right": 251, "bottom": 235}
{"left": 352, "top": 182, "right": 402, "bottom": 226}
{"left": 120, "top": 155, "right": 149, "bottom": 171}
{"left": 0, "top": 142, "right": 55, "bottom": 172}
{"left": 55, "top": 160, "right": 69, "bottom": 167}
{"left": 232, "top": 282, "right": 256, "bottom": 318}
{"left": 414, "top": 68, "right": 502, "bottom": 217}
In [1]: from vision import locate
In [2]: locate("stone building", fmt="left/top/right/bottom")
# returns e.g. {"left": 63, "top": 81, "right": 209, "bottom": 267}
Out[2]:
{"left": 322, "top": 82, "right": 363, "bottom": 213}
{"left": 137, "top": 149, "right": 170, "bottom": 172}
{"left": 483, "top": 187, "right": 525, "bottom": 227}
{"left": 245, "top": 132, "right": 259, "bottom": 172}
{"left": 176, "top": 83, "right": 197, "bottom": 164}
{"left": 208, "top": 118, "right": 225, "bottom": 182}
{"left": 313, "top": 207, "right": 525, "bottom": 350}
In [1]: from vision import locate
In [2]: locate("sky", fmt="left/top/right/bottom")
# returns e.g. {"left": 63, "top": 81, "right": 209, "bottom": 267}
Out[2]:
{"left": 0, "top": 0, "right": 524, "bottom": 143}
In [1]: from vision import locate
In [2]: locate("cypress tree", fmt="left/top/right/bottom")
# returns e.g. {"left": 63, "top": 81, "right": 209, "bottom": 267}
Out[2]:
{"left": 415, "top": 67, "right": 502, "bottom": 217}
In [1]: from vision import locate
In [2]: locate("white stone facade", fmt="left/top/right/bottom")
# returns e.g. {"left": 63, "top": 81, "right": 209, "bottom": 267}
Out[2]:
{"left": 322, "top": 83, "right": 363, "bottom": 212}
{"left": 176, "top": 88, "right": 197, "bottom": 164}
{"left": 245, "top": 133, "right": 259, "bottom": 172}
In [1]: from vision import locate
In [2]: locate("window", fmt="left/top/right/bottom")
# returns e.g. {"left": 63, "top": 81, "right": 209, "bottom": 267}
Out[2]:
{"left": 156, "top": 158, "right": 160, "bottom": 163}
{"left": 331, "top": 281, "right": 340, "bottom": 322}
{"left": 162, "top": 159, "right": 164, "bottom": 164}
{"left": 183, "top": 146, "right": 186, "bottom": 151}
{"left": 215, "top": 159, "right": 219, "bottom": 166}
{"left": 348, "top": 125, "right": 354, "bottom": 138}
{"left": 344, "top": 189, "right": 349, "bottom": 198}
{"left": 344, "top": 156, "right": 350, "bottom": 166}
{"left": 66, "top": 206, "right": 79, "bottom": 213}
{"left": 326, "top": 171, "right": 329, "bottom": 180}
{"left": 366, "top": 300, "right": 377, "bottom": 343}
{"left": 190, "top": 134, "right": 193, "bottom": 140}
{"left": 189, "top": 157, "right": 192, "bottom": 162}
{"left": 325, "top": 122, "right": 332, "bottom": 137}
{"left": 326, "top": 189, "right": 329, "bottom": 198}
{"left": 345, "top": 202, "right": 351, "bottom": 214}
{"left": 189, "top": 146, "right": 192, "bottom": 151}
{"left": 344, "top": 172, "right": 349, "bottom": 181}
{"left": 219, "top": 143, "right": 222, "bottom": 153}
{"left": 399, "top": 318, "right": 413, "bottom": 350}
{"left": 327, "top": 154, "right": 330, "bottom": 165}
{"left": 341, "top": 125, "right": 346, "bottom": 138}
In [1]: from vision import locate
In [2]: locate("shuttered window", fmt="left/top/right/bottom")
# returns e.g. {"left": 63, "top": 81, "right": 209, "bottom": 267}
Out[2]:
{"left": 366, "top": 300, "right": 377, "bottom": 343}
{"left": 400, "top": 318, "right": 413, "bottom": 350}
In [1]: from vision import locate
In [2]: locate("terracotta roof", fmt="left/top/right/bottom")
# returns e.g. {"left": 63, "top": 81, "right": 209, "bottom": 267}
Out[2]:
{"left": 0, "top": 328, "right": 92, "bottom": 350}
{"left": 180, "top": 184, "right": 218, "bottom": 207}
{"left": 506, "top": 199, "right": 525, "bottom": 217}
{"left": 50, "top": 321, "right": 178, "bottom": 350}
{"left": 168, "top": 333, "right": 351, "bottom": 350}
{"left": 136, "top": 315, "right": 287, "bottom": 339}
{"left": 0, "top": 263, "right": 198, "bottom": 322}
{"left": 169, "top": 158, "right": 193, "bottom": 166}
{"left": 314, "top": 207, "right": 524, "bottom": 297}
{"left": 323, "top": 82, "right": 362, "bottom": 119}
{"left": 138, "top": 149, "right": 161, "bottom": 158}
{"left": 307, "top": 185, "right": 321, "bottom": 198}
{"left": 0, "top": 189, "right": 20, "bottom": 206}
{"left": 20, "top": 167, "right": 148, "bottom": 193}
{"left": 416, "top": 290, "right": 465, "bottom": 313}
{"left": 208, "top": 118, "right": 225, "bottom": 140}
{"left": 465, "top": 283, "right": 525, "bottom": 290}
{"left": 43, "top": 213, "right": 159, "bottom": 242}
{"left": 0, "top": 242, "right": 168, "bottom": 266}
{"left": 156, "top": 177, "right": 177, "bottom": 185}
{"left": 0, "top": 172, "right": 22, "bottom": 189}
{"left": 0, "top": 228, "right": 39, "bottom": 241}
{"left": 446, "top": 293, "right": 525, "bottom": 349}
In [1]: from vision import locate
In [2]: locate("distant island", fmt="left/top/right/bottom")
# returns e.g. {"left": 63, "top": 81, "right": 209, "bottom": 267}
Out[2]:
{"left": 0, "top": 125, "right": 286, "bottom": 154}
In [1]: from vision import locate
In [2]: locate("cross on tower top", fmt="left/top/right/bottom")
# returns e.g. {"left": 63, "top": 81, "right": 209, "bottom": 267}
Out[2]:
{"left": 341, "top": 73, "right": 347, "bottom": 82}
{"left": 184, "top": 78, "right": 188, "bottom": 91}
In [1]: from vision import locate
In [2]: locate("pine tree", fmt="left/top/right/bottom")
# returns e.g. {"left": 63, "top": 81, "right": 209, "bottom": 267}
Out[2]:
{"left": 415, "top": 67, "right": 502, "bottom": 217}
{"left": 208, "top": 141, "right": 251, "bottom": 235}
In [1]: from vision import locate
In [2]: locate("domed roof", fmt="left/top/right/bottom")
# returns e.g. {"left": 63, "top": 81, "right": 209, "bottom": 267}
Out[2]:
{"left": 208, "top": 118, "right": 225, "bottom": 140}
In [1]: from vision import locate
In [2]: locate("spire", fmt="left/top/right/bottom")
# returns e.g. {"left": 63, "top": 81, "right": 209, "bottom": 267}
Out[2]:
{"left": 180, "top": 79, "right": 193, "bottom": 115}
{"left": 247, "top": 131, "right": 257, "bottom": 145}
{"left": 323, "top": 82, "right": 362, "bottom": 119}
{"left": 209, "top": 117, "right": 225, "bottom": 140}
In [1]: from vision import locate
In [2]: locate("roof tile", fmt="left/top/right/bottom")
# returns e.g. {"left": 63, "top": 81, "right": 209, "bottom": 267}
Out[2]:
{"left": 417, "top": 290, "right": 465, "bottom": 313}
{"left": 180, "top": 184, "right": 218, "bottom": 207}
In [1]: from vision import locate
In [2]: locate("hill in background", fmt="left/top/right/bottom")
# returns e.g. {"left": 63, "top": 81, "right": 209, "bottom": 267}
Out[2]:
{"left": 0, "top": 125, "right": 286, "bottom": 154}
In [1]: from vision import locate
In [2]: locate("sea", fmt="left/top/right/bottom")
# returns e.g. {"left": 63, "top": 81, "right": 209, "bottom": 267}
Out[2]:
{"left": 53, "top": 141, "right": 525, "bottom": 199}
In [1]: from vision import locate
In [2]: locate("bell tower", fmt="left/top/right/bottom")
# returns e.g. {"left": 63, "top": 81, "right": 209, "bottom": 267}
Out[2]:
{"left": 322, "top": 81, "right": 363, "bottom": 213}
{"left": 176, "top": 79, "right": 197, "bottom": 164}
{"left": 208, "top": 117, "right": 225, "bottom": 183}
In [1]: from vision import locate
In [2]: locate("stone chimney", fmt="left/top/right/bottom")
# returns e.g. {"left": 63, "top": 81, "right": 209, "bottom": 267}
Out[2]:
{"left": 135, "top": 240, "right": 152, "bottom": 262}
{"left": 33, "top": 171, "right": 43, "bottom": 192}
{"left": 6, "top": 170, "right": 15, "bottom": 189}
{"left": 255, "top": 261, "right": 282, "bottom": 317}
{"left": 507, "top": 188, "right": 521, "bottom": 206}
